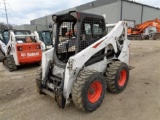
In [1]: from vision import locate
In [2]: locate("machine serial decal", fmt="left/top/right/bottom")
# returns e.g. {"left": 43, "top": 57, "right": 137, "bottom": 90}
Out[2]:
{"left": 20, "top": 52, "right": 39, "bottom": 57}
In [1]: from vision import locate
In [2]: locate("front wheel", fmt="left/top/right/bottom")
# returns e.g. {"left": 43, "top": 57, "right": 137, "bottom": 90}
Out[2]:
{"left": 36, "top": 67, "right": 45, "bottom": 94}
{"left": 72, "top": 70, "right": 106, "bottom": 112}
{"left": 106, "top": 61, "right": 129, "bottom": 94}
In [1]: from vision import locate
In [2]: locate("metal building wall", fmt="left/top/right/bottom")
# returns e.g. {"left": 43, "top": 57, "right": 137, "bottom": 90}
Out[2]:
{"left": 121, "top": 0, "right": 160, "bottom": 24}
{"left": 142, "top": 6, "right": 160, "bottom": 22}
{"left": 30, "top": 7, "right": 76, "bottom": 26}
{"left": 30, "top": 16, "right": 48, "bottom": 26}
{"left": 24, "top": 25, "right": 49, "bottom": 32}
{"left": 122, "top": 1, "right": 142, "bottom": 24}
{"left": 13, "top": 25, "right": 25, "bottom": 30}
{"left": 79, "top": 2, "right": 121, "bottom": 23}
{"left": 14, "top": 0, "right": 160, "bottom": 31}
{"left": 14, "top": 24, "right": 49, "bottom": 33}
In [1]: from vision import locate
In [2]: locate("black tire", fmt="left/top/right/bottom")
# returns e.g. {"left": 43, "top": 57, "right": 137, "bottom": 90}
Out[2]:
{"left": 3, "top": 55, "right": 17, "bottom": 72}
{"left": 36, "top": 67, "right": 44, "bottom": 94}
{"left": 35, "top": 61, "right": 41, "bottom": 66}
{"left": 72, "top": 70, "right": 106, "bottom": 112}
{"left": 0, "top": 50, "right": 5, "bottom": 62}
{"left": 153, "top": 36, "right": 156, "bottom": 40}
{"left": 106, "top": 61, "right": 129, "bottom": 94}
{"left": 145, "top": 35, "right": 149, "bottom": 40}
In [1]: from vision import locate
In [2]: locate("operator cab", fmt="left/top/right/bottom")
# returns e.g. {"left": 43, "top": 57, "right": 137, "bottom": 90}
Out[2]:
{"left": 14, "top": 30, "right": 36, "bottom": 43}
{"left": 0, "top": 30, "right": 9, "bottom": 45}
{"left": 38, "top": 30, "right": 53, "bottom": 49}
{"left": 53, "top": 11, "right": 106, "bottom": 64}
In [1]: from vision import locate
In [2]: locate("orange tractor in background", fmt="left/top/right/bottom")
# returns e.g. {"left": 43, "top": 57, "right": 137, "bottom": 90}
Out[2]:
{"left": 128, "top": 18, "right": 160, "bottom": 40}
{"left": 0, "top": 30, "right": 42, "bottom": 71}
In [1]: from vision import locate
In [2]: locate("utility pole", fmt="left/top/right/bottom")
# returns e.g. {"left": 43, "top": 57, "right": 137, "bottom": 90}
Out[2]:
{"left": 4, "top": 0, "right": 9, "bottom": 29}
{"left": 1, "top": 0, "right": 9, "bottom": 29}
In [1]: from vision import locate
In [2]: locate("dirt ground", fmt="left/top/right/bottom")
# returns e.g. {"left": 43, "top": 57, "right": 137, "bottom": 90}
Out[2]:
{"left": 0, "top": 40, "right": 160, "bottom": 120}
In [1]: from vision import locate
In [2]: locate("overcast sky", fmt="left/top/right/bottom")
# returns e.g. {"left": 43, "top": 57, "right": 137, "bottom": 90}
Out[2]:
{"left": 0, "top": 0, "right": 159, "bottom": 25}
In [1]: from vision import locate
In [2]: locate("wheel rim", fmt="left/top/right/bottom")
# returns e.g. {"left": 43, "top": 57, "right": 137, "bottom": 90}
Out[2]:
{"left": 118, "top": 69, "right": 127, "bottom": 87}
{"left": 88, "top": 81, "right": 102, "bottom": 103}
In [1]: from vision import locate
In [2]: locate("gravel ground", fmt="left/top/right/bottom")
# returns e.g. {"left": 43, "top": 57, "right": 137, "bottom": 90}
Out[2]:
{"left": 0, "top": 40, "right": 160, "bottom": 120}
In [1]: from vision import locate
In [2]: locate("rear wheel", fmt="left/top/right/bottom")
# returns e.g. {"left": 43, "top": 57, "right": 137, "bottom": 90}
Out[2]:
{"left": 3, "top": 55, "right": 17, "bottom": 72}
{"left": 106, "top": 61, "right": 129, "bottom": 94}
{"left": 0, "top": 50, "right": 5, "bottom": 62}
{"left": 72, "top": 70, "right": 106, "bottom": 112}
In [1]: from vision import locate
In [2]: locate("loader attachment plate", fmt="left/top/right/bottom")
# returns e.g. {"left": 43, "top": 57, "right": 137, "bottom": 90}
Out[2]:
{"left": 41, "top": 88, "right": 66, "bottom": 108}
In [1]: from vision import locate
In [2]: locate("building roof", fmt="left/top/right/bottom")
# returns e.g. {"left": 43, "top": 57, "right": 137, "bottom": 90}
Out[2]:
{"left": 31, "top": 0, "right": 160, "bottom": 22}
{"left": 77, "top": 0, "right": 160, "bottom": 11}
{"left": 123, "top": 0, "right": 160, "bottom": 10}
{"left": 76, "top": 0, "right": 117, "bottom": 11}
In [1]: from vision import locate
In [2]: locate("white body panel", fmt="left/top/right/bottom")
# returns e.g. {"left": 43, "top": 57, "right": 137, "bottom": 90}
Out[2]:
{"left": 1, "top": 30, "right": 41, "bottom": 65}
{"left": 63, "top": 21, "right": 129, "bottom": 98}
{"left": 42, "top": 48, "right": 54, "bottom": 81}
{"left": 42, "top": 21, "right": 130, "bottom": 102}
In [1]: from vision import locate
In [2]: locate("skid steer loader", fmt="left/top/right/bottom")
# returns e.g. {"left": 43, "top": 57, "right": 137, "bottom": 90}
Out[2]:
{"left": 36, "top": 11, "right": 130, "bottom": 112}
{"left": 0, "top": 30, "right": 42, "bottom": 71}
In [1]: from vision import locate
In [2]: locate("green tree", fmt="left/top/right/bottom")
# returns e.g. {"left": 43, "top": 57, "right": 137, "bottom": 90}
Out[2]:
{"left": 0, "top": 22, "right": 13, "bottom": 30}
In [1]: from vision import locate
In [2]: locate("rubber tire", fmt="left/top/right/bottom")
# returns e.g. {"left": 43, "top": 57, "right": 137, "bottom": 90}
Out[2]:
{"left": 4, "top": 55, "right": 17, "bottom": 72}
{"left": 36, "top": 67, "right": 44, "bottom": 94}
{"left": 106, "top": 61, "right": 129, "bottom": 94}
{"left": 0, "top": 50, "right": 5, "bottom": 62}
{"left": 72, "top": 70, "right": 106, "bottom": 112}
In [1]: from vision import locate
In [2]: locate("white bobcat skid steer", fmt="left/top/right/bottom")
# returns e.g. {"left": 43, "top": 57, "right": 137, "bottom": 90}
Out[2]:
{"left": 0, "top": 30, "right": 8, "bottom": 62}
{"left": 36, "top": 11, "right": 130, "bottom": 112}
{"left": 0, "top": 30, "right": 42, "bottom": 71}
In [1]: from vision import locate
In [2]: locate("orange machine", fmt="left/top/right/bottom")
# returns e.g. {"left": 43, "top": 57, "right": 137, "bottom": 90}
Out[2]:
{"left": 128, "top": 18, "right": 160, "bottom": 39}
{"left": 0, "top": 30, "right": 42, "bottom": 71}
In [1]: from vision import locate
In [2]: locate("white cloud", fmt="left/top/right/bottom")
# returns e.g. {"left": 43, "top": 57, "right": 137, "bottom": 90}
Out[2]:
{"left": 0, "top": 0, "right": 159, "bottom": 25}
{"left": 0, "top": 0, "right": 94, "bottom": 25}
{"left": 136, "top": 0, "right": 160, "bottom": 7}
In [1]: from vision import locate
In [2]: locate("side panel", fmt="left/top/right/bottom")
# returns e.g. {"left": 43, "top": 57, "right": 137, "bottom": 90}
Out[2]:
{"left": 118, "top": 40, "right": 130, "bottom": 65}
{"left": 63, "top": 21, "right": 129, "bottom": 99}
{"left": 42, "top": 48, "right": 54, "bottom": 81}
{"left": 85, "top": 57, "right": 108, "bottom": 73}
